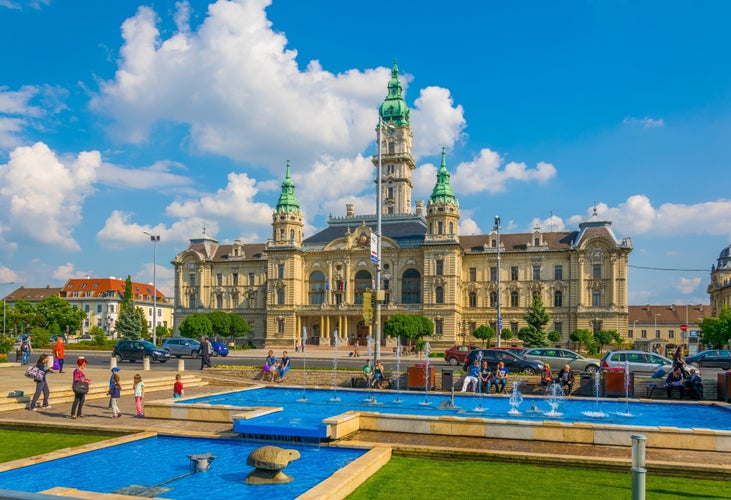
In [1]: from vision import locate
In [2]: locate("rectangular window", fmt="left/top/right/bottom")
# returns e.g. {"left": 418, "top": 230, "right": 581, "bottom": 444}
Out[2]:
{"left": 554, "top": 265, "right": 563, "bottom": 281}
{"left": 96, "top": 304, "right": 103, "bottom": 313}
{"left": 436, "top": 260, "right": 444, "bottom": 276}
{"left": 435, "top": 319, "right": 443, "bottom": 336}
{"left": 232, "top": 273, "right": 238, "bottom": 286}
{"left": 592, "top": 290, "right": 601, "bottom": 306}
{"left": 668, "top": 330, "right": 675, "bottom": 339}
{"left": 469, "top": 293, "right": 477, "bottom": 308}
{"left": 278, "top": 264, "right": 285, "bottom": 279}
{"left": 655, "top": 329, "right": 660, "bottom": 339}
{"left": 628, "top": 330, "right": 634, "bottom": 338}
{"left": 84, "top": 304, "right": 90, "bottom": 313}
{"left": 554, "top": 322, "right": 562, "bottom": 334}
{"left": 469, "top": 267, "right": 476, "bottom": 281}
{"left": 510, "top": 322, "right": 518, "bottom": 335}
{"left": 216, "top": 273, "right": 223, "bottom": 286}
{"left": 217, "top": 294, "right": 223, "bottom": 309}
{"left": 249, "top": 272, "right": 255, "bottom": 286}
{"left": 593, "top": 264, "right": 601, "bottom": 279}
{"left": 532, "top": 265, "right": 540, "bottom": 281}
{"left": 511, "top": 266, "right": 519, "bottom": 280}
{"left": 641, "top": 329, "right": 647, "bottom": 339}
{"left": 510, "top": 292, "right": 519, "bottom": 307}
{"left": 188, "top": 273, "right": 195, "bottom": 286}
{"left": 277, "top": 318, "right": 285, "bottom": 334}
{"left": 490, "top": 267, "right": 497, "bottom": 282}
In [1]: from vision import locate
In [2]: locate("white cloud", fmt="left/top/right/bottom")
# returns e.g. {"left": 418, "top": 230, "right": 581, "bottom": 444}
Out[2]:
{"left": 410, "top": 86, "right": 466, "bottom": 158}
{"left": 0, "top": 142, "right": 100, "bottom": 251}
{"left": 98, "top": 159, "right": 193, "bottom": 191}
{"left": 529, "top": 215, "right": 566, "bottom": 233}
{"left": 459, "top": 218, "right": 481, "bottom": 236}
{"left": 134, "top": 261, "right": 175, "bottom": 297}
{"left": 450, "top": 148, "right": 557, "bottom": 194}
{"left": 0, "top": 265, "right": 20, "bottom": 283}
{"left": 568, "top": 195, "right": 731, "bottom": 237}
{"left": 676, "top": 277, "right": 701, "bottom": 295}
{"left": 0, "top": 0, "right": 50, "bottom": 10}
{"left": 623, "top": 116, "right": 665, "bottom": 128}
{"left": 52, "top": 262, "right": 91, "bottom": 282}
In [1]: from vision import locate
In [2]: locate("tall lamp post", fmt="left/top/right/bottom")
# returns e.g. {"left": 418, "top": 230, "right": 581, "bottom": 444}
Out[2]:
{"left": 2, "top": 282, "right": 15, "bottom": 336}
{"left": 144, "top": 232, "right": 160, "bottom": 345}
{"left": 374, "top": 116, "right": 395, "bottom": 362}
{"left": 494, "top": 216, "right": 502, "bottom": 347}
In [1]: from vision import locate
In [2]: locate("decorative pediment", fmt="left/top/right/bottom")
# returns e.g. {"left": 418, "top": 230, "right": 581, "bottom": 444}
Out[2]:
{"left": 529, "top": 282, "right": 543, "bottom": 293}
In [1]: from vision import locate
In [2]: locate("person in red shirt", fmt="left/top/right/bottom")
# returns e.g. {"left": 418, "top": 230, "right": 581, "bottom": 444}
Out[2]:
{"left": 173, "top": 374, "right": 184, "bottom": 398}
{"left": 52, "top": 337, "right": 65, "bottom": 373}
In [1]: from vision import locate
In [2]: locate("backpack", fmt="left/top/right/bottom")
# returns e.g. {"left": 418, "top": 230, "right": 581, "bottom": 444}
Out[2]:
{"left": 20, "top": 340, "right": 29, "bottom": 353}
{"left": 25, "top": 365, "right": 44, "bottom": 382}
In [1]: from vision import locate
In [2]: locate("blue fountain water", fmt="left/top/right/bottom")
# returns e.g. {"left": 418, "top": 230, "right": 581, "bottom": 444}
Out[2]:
{"left": 0, "top": 436, "right": 365, "bottom": 499}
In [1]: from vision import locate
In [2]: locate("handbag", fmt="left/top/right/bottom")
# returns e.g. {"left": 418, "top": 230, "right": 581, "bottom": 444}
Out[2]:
{"left": 52, "top": 358, "right": 61, "bottom": 371}
{"left": 25, "top": 365, "right": 44, "bottom": 382}
{"left": 72, "top": 381, "right": 89, "bottom": 395}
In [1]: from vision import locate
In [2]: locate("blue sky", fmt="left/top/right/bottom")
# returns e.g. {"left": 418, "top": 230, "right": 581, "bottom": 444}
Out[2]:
{"left": 1, "top": 0, "right": 730, "bottom": 307}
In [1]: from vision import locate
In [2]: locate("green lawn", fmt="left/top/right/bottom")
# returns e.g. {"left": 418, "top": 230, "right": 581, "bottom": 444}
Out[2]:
{"left": 0, "top": 429, "right": 109, "bottom": 463}
{"left": 347, "top": 456, "right": 729, "bottom": 500}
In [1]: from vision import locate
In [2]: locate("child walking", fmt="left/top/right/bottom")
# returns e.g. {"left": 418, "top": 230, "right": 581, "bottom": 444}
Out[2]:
{"left": 109, "top": 374, "right": 122, "bottom": 418}
{"left": 173, "top": 374, "right": 184, "bottom": 399}
{"left": 133, "top": 373, "right": 144, "bottom": 417}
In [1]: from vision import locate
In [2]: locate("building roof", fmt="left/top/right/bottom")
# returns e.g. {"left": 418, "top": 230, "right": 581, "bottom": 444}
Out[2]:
{"left": 304, "top": 215, "right": 427, "bottom": 250}
{"left": 460, "top": 232, "right": 577, "bottom": 253}
{"left": 628, "top": 304, "right": 708, "bottom": 325}
{"left": 62, "top": 277, "right": 167, "bottom": 301}
{"left": 5, "top": 286, "right": 63, "bottom": 303}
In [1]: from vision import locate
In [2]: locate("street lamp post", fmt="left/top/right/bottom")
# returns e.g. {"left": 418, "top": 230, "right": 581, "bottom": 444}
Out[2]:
{"left": 494, "top": 216, "right": 502, "bottom": 347}
{"left": 144, "top": 232, "right": 160, "bottom": 345}
{"left": 2, "top": 282, "right": 15, "bottom": 336}
{"left": 374, "top": 116, "right": 395, "bottom": 363}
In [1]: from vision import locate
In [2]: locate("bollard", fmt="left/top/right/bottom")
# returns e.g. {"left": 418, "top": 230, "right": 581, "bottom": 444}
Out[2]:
{"left": 177, "top": 358, "right": 185, "bottom": 372}
{"left": 631, "top": 434, "right": 647, "bottom": 500}
{"left": 110, "top": 357, "right": 117, "bottom": 369}
{"left": 143, "top": 356, "right": 151, "bottom": 371}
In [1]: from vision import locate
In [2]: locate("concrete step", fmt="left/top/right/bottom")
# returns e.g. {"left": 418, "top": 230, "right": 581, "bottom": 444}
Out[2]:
{"left": 0, "top": 375, "right": 206, "bottom": 412}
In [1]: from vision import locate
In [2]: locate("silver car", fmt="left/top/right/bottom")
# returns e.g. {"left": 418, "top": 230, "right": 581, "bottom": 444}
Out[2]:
{"left": 600, "top": 350, "right": 675, "bottom": 375}
{"left": 523, "top": 348, "right": 601, "bottom": 373}
{"left": 162, "top": 337, "right": 201, "bottom": 358}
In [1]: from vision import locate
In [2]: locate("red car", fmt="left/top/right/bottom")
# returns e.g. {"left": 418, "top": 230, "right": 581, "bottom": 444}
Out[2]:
{"left": 444, "top": 345, "right": 479, "bottom": 366}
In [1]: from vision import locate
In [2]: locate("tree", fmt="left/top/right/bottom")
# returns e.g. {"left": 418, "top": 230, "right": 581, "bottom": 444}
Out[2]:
{"left": 570, "top": 329, "right": 593, "bottom": 353}
{"left": 35, "top": 296, "right": 85, "bottom": 336}
{"left": 179, "top": 313, "right": 213, "bottom": 338}
{"left": 473, "top": 325, "right": 495, "bottom": 347}
{"left": 547, "top": 330, "right": 561, "bottom": 344}
{"left": 517, "top": 326, "right": 549, "bottom": 347}
{"left": 137, "top": 307, "right": 149, "bottom": 339}
{"left": 593, "top": 329, "right": 621, "bottom": 354}
{"left": 229, "top": 314, "right": 252, "bottom": 342}
{"left": 699, "top": 307, "right": 731, "bottom": 348}
{"left": 383, "top": 314, "right": 433, "bottom": 351}
{"left": 90, "top": 325, "right": 106, "bottom": 346}
{"left": 208, "top": 311, "right": 232, "bottom": 339}
{"left": 116, "top": 276, "right": 142, "bottom": 340}
{"left": 523, "top": 290, "right": 550, "bottom": 346}
{"left": 501, "top": 328, "right": 513, "bottom": 342}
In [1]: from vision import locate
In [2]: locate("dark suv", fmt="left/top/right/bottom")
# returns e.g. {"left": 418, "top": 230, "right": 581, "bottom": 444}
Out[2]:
{"left": 112, "top": 340, "right": 170, "bottom": 363}
{"left": 463, "top": 349, "right": 544, "bottom": 374}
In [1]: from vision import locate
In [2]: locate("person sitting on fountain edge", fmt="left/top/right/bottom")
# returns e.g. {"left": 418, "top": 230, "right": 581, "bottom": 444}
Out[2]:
{"left": 362, "top": 359, "right": 374, "bottom": 387}
{"left": 479, "top": 360, "right": 493, "bottom": 393}
{"left": 556, "top": 364, "right": 575, "bottom": 396}
{"left": 372, "top": 359, "right": 386, "bottom": 388}
{"left": 494, "top": 361, "right": 509, "bottom": 393}
{"left": 540, "top": 363, "right": 554, "bottom": 393}
{"left": 684, "top": 367, "right": 703, "bottom": 399}
{"left": 461, "top": 359, "right": 481, "bottom": 392}
{"left": 665, "top": 365, "right": 685, "bottom": 399}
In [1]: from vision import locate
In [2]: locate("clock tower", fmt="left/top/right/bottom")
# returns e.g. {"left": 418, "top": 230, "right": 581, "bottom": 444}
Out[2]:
{"left": 374, "top": 61, "right": 416, "bottom": 215}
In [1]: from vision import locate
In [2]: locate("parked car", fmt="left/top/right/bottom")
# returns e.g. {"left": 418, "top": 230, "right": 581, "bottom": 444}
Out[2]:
{"left": 600, "top": 350, "right": 675, "bottom": 375}
{"left": 112, "top": 340, "right": 171, "bottom": 363}
{"left": 463, "top": 349, "right": 544, "bottom": 374}
{"left": 444, "top": 344, "right": 479, "bottom": 366}
{"left": 211, "top": 341, "right": 229, "bottom": 357}
{"left": 162, "top": 337, "right": 201, "bottom": 358}
{"left": 522, "top": 348, "right": 601, "bottom": 374}
{"left": 488, "top": 346, "right": 527, "bottom": 356}
{"left": 685, "top": 350, "right": 731, "bottom": 370}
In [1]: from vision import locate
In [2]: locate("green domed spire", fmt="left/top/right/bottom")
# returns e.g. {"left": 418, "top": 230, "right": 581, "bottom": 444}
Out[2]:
{"left": 378, "top": 60, "right": 410, "bottom": 126}
{"left": 275, "top": 160, "right": 300, "bottom": 213}
{"left": 430, "top": 147, "right": 458, "bottom": 205}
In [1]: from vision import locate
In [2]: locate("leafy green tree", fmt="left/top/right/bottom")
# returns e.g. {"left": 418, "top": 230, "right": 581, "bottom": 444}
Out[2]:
{"left": 517, "top": 325, "right": 549, "bottom": 347}
{"left": 90, "top": 325, "right": 106, "bottom": 346}
{"left": 229, "top": 314, "right": 252, "bottom": 342}
{"left": 137, "top": 307, "right": 149, "bottom": 339}
{"left": 473, "top": 325, "right": 495, "bottom": 347}
{"left": 570, "top": 329, "right": 593, "bottom": 353}
{"left": 208, "top": 311, "right": 231, "bottom": 339}
{"left": 179, "top": 313, "right": 213, "bottom": 338}
{"left": 383, "top": 314, "right": 433, "bottom": 351}
{"left": 116, "top": 276, "right": 142, "bottom": 340}
{"left": 593, "top": 329, "right": 621, "bottom": 354}
{"left": 35, "top": 296, "right": 85, "bottom": 336}
{"left": 523, "top": 290, "right": 550, "bottom": 344}
{"left": 29, "top": 326, "right": 50, "bottom": 348}
{"left": 699, "top": 307, "right": 731, "bottom": 348}
{"left": 500, "top": 328, "right": 513, "bottom": 342}
{"left": 155, "top": 325, "right": 172, "bottom": 342}
{"left": 547, "top": 330, "right": 561, "bottom": 344}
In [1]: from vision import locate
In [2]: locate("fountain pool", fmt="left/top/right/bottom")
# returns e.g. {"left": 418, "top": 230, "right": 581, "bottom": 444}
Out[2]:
{"left": 0, "top": 435, "right": 366, "bottom": 499}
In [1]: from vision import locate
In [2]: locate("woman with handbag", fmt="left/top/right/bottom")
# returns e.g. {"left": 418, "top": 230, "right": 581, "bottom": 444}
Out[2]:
{"left": 70, "top": 357, "right": 91, "bottom": 419}
{"left": 28, "top": 354, "right": 51, "bottom": 411}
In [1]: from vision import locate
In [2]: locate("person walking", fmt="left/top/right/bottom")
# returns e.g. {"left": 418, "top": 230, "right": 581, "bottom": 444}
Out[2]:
{"left": 199, "top": 337, "right": 212, "bottom": 370}
{"left": 70, "top": 357, "right": 90, "bottom": 419}
{"left": 20, "top": 335, "right": 32, "bottom": 365}
{"left": 109, "top": 374, "right": 122, "bottom": 418}
{"left": 28, "top": 354, "right": 51, "bottom": 411}
{"left": 133, "top": 373, "right": 145, "bottom": 417}
{"left": 52, "top": 336, "right": 65, "bottom": 373}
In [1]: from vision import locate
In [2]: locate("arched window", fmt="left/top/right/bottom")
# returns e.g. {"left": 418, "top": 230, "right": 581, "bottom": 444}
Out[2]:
{"left": 437, "top": 221, "right": 443, "bottom": 234}
{"left": 489, "top": 291, "right": 497, "bottom": 307}
{"left": 216, "top": 293, "right": 223, "bottom": 309}
{"left": 402, "top": 269, "right": 421, "bottom": 304}
{"left": 469, "top": 291, "right": 477, "bottom": 308}
{"left": 277, "top": 288, "right": 285, "bottom": 305}
{"left": 510, "top": 291, "right": 519, "bottom": 307}
{"left": 554, "top": 290, "right": 563, "bottom": 307}
{"left": 290, "top": 229, "right": 295, "bottom": 241}
{"left": 354, "top": 270, "right": 372, "bottom": 305}
{"left": 435, "top": 286, "right": 444, "bottom": 304}
{"left": 449, "top": 222, "right": 454, "bottom": 235}
{"left": 309, "top": 271, "right": 326, "bottom": 305}
{"left": 279, "top": 228, "right": 285, "bottom": 241}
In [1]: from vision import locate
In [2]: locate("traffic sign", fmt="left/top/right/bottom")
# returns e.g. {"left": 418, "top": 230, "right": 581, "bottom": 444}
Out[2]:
{"left": 680, "top": 324, "right": 687, "bottom": 332}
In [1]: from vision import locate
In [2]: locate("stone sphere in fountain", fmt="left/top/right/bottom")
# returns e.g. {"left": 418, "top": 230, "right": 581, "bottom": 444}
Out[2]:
{"left": 245, "top": 446, "right": 301, "bottom": 484}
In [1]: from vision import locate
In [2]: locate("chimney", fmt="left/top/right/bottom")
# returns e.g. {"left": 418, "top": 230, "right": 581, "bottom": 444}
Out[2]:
{"left": 346, "top": 204, "right": 355, "bottom": 217}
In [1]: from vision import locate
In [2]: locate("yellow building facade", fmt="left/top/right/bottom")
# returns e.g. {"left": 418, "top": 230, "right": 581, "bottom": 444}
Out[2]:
{"left": 172, "top": 63, "right": 633, "bottom": 349}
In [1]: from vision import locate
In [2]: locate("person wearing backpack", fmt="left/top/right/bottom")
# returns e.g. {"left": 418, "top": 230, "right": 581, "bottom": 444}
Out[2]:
{"left": 28, "top": 354, "right": 51, "bottom": 411}
{"left": 20, "top": 336, "right": 32, "bottom": 365}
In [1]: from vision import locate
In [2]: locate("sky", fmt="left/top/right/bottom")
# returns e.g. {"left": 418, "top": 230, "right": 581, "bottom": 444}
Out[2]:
{"left": 1, "top": 0, "right": 730, "bottom": 307}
